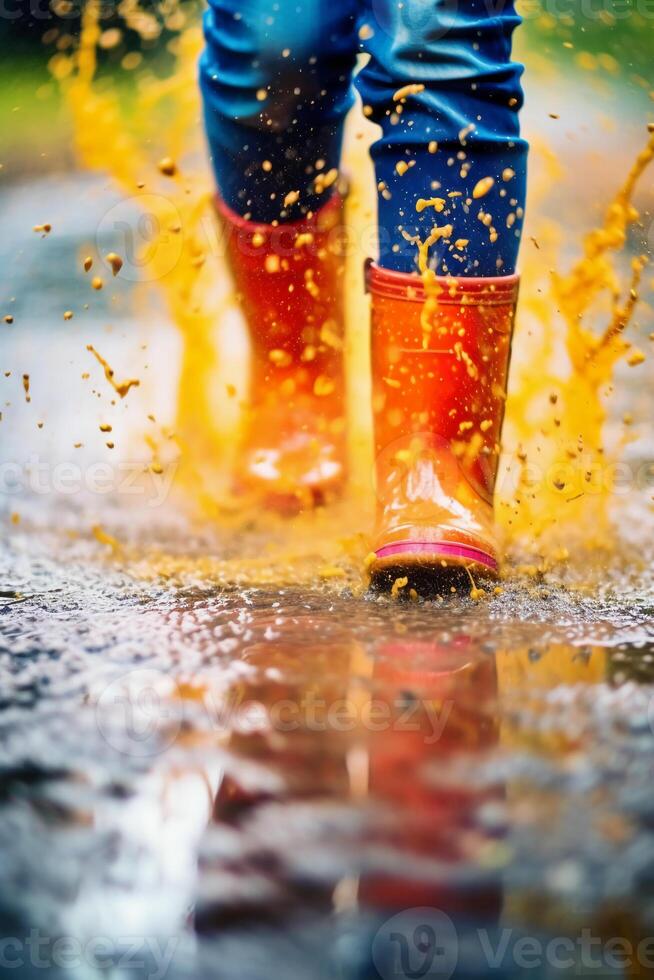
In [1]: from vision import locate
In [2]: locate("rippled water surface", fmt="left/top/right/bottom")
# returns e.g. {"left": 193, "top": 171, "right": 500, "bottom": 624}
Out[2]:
{"left": 3, "top": 504, "right": 654, "bottom": 980}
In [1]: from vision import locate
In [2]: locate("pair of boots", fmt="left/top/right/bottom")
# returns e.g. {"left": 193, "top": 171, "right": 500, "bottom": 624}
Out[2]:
{"left": 218, "top": 193, "right": 518, "bottom": 591}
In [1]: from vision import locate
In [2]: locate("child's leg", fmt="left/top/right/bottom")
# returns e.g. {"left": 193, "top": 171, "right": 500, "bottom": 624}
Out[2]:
{"left": 199, "top": 0, "right": 358, "bottom": 511}
{"left": 200, "top": 0, "right": 358, "bottom": 222}
{"left": 356, "top": 0, "right": 527, "bottom": 275}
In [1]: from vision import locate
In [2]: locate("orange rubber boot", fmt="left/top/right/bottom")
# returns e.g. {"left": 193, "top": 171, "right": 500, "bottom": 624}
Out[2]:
{"left": 216, "top": 193, "right": 347, "bottom": 513}
{"left": 367, "top": 262, "right": 519, "bottom": 591}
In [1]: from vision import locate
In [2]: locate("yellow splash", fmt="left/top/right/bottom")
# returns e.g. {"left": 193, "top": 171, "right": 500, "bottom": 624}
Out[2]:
{"left": 63, "top": 3, "right": 237, "bottom": 511}
{"left": 502, "top": 135, "right": 653, "bottom": 556}
{"left": 54, "top": 2, "right": 653, "bottom": 574}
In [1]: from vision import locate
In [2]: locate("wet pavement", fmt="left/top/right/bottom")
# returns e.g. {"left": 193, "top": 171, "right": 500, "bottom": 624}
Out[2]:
{"left": 3, "top": 509, "right": 654, "bottom": 980}
{"left": 3, "top": 174, "right": 654, "bottom": 980}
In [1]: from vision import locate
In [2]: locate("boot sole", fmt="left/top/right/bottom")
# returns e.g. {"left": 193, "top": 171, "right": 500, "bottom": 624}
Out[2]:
{"left": 369, "top": 542, "right": 498, "bottom": 596}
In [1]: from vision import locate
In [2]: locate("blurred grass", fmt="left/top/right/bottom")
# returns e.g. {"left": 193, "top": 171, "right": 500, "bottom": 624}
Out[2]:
{"left": 518, "top": 0, "right": 654, "bottom": 104}
{"left": 0, "top": 57, "right": 73, "bottom": 179}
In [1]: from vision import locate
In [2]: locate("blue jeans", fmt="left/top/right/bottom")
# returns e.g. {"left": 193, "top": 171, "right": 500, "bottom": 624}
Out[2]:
{"left": 200, "top": 0, "right": 527, "bottom": 275}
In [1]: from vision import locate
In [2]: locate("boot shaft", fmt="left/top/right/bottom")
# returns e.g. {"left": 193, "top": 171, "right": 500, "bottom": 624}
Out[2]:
{"left": 214, "top": 193, "right": 348, "bottom": 509}
{"left": 369, "top": 263, "right": 518, "bottom": 503}
{"left": 215, "top": 193, "right": 346, "bottom": 400}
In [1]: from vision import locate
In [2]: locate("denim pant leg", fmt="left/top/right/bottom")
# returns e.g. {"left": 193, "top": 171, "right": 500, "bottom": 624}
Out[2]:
{"left": 356, "top": 0, "right": 528, "bottom": 275}
{"left": 200, "top": 0, "right": 359, "bottom": 222}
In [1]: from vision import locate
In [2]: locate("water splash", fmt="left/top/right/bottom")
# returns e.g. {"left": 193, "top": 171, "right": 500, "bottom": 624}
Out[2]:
{"left": 53, "top": 2, "right": 653, "bottom": 575}
{"left": 502, "top": 135, "right": 653, "bottom": 558}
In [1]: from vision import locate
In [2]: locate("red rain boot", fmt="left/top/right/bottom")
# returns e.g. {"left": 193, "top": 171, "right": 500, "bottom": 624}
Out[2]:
{"left": 367, "top": 262, "right": 519, "bottom": 591}
{"left": 215, "top": 194, "right": 347, "bottom": 513}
